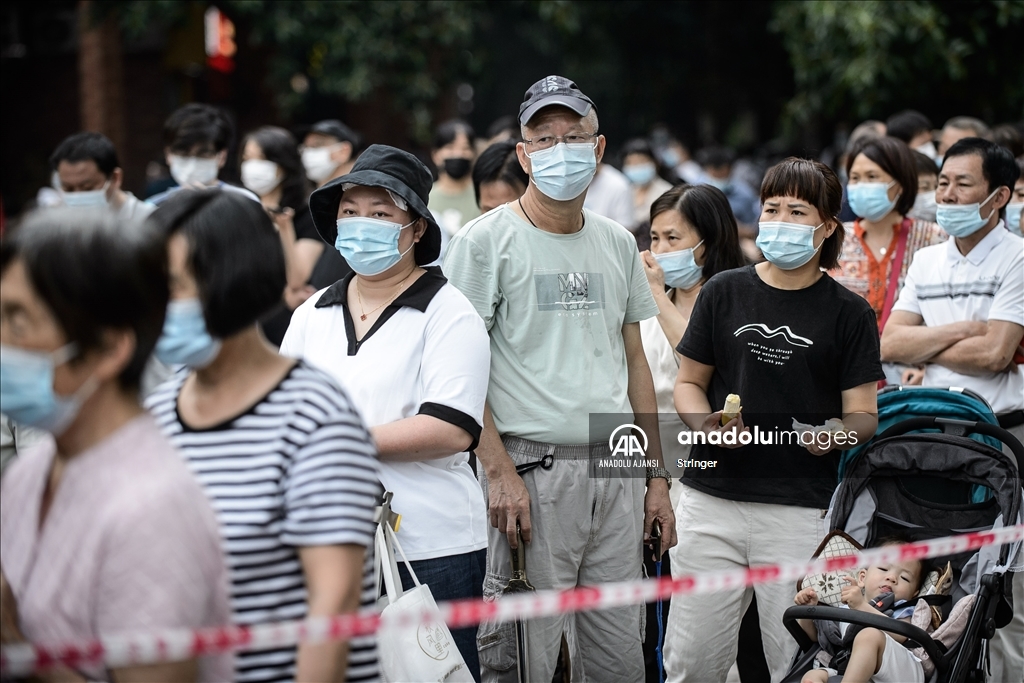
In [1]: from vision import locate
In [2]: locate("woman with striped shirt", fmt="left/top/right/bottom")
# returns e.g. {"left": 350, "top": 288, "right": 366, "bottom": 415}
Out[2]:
{"left": 145, "top": 189, "right": 382, "bottom": 683}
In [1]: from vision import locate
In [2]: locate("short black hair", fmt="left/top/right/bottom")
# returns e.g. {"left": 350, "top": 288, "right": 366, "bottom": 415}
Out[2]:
{"left": 149, "top": 189, "right": 286, "bottom": 338}
{"left": 621, "top": 138, "right": 657, "bottom": 163}
{"left": 760, "top": 157, "right": 845, "bottom": 270}
{"left": 433, "top": 119, "right": 476, "bottom": 151}
{"left": 472, "top": 140, "right": 528, "bottom": 207}
{"left": 241, "top": 126, "right": 311, "bottom": 211}
{"left": 912, "top": 150, "right": 938, "bottom": 177}
{"left": 0, "top": 209, "right": 168, "bottom": 393}
{"left": 650, "top": 184, "right": 746, "bottom": 281}
{"left": 697, "top": 146, "right": 736, "bottom": 169}
{"left": 884, "top": 110, "right": 932, "bottom": 144}
{"left": 846, "top": 136, "right": 919, "bottom": 216}
{"left": 486, "top": 115, "right": 520, "bottom": 141}
{"left": 992, "top": 123, "right": 1024, "bottom": 159}
{"left": 163, "top": 103, "right": 233, "bottom": 154}
{"left": 943, "top": 138, "right": 1020, "bottom": 197}
{"left": 49, "top": 132, "right": 120, "bottom": 176}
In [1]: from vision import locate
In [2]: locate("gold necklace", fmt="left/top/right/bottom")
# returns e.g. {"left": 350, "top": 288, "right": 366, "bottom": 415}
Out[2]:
{"left": 356, "top": 270, "right": 416, "bottom": 321}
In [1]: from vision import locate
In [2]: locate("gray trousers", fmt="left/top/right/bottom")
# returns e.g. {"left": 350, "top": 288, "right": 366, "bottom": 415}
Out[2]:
{"left": 478, "top": 436, "right": 646, "bottom": 683}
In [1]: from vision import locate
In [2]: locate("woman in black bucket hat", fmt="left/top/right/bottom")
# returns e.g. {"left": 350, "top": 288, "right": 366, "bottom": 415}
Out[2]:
{"left": 281, "top": 145, "right": 492, "bottom": 680}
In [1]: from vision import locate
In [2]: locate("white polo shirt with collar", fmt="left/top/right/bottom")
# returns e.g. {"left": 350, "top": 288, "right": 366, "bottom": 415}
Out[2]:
{"left": 892, "top": 222, "right": 1024, "bottom": 414}
{"left": 280, "top": 267, "right": 491, "bottom": 561}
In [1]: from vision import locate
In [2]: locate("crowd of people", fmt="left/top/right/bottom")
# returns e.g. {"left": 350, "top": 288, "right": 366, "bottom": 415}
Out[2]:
{"left": 1, "top": 74, "right": 1022, "bottom": 683}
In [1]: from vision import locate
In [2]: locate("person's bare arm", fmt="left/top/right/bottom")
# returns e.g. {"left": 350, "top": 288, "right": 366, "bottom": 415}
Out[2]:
{"left": 879, "top": 311, "right": 987, "bottom": 365}
{"left": 623, "top": 322, "right": 676, "bottom": 553}
{"left": 793, "top": 586, "right": 820, "bottom": 640}
{"left": 802, "top": 381, "right": 878, "bottom": 456}
{"left": 371, "top": 416, "right": 473, "bottom": 462}
{"left": 928, "top": 320, "right": 1024, "bottom": 375}
{"left": 673, "top": 355, "right": 714, "bottom": 431}
{"left": 295, "top": 545, "right": 366, "bottom": 683}
{"left": 476, "top": 403, "right": 532, "bottom": 549}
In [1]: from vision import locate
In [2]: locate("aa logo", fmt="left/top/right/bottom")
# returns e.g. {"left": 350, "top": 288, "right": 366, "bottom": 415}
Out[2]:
{"left": 609, "top": 424, "right": 648, "bottom": 458}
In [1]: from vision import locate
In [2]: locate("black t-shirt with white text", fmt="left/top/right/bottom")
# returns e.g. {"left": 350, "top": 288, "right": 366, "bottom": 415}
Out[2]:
{"left": 676, "top": 265, "right": 883, "bottom": 508}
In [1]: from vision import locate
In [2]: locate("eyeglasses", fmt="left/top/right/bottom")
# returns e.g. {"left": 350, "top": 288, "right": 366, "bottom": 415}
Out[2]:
{"left": 523, "top": 133, "right": 599, "bottom": 151}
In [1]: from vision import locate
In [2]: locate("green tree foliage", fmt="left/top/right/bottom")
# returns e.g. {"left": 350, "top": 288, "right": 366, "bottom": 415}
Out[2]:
{"left": 771, "top": 0, "right": 1024, "bottom": 129}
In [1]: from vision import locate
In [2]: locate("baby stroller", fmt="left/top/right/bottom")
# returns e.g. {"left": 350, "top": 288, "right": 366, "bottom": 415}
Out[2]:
{"left": 780, "top": 407, "right": 1024, "bottom": 682}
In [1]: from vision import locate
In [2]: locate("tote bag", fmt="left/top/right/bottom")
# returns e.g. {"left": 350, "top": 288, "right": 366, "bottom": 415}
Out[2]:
{"left": 375, "top": 522, "right": 474, "bottom": 683}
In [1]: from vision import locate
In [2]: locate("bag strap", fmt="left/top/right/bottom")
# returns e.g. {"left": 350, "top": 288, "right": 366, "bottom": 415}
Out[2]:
{"left": 376, "top": 520, "right": 422, "bottom": 604}
{"left": 878, "top": 218, "right": 912, "bottom": 335}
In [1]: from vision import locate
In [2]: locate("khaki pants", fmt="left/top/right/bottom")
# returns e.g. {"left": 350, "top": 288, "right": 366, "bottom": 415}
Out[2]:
{"left": 478, "top": 436, "right": 646, "bottom": 683}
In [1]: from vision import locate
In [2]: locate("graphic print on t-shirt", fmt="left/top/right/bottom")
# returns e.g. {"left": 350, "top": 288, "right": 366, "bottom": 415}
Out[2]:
{"left": 734, "top": 322, "right": 814, "bottom": 367}
{"left": 535, "top": 271, "right": 606, "bottom": 316}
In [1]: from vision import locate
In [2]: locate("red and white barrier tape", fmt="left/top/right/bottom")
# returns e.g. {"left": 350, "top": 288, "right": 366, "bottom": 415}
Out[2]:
{"left": 3, "top": 525, "right": 1022, "bottom": 676}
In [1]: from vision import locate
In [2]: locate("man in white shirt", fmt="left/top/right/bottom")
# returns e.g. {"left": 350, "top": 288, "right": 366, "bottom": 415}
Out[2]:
{"left": 584, "top": 162, "right": 634, "bottom": 228}
{"left": 881, "top": 137, "right": 1023, "bottom": 683}
{"left": 49, "top": 132, "right": 154, "bottom": 221}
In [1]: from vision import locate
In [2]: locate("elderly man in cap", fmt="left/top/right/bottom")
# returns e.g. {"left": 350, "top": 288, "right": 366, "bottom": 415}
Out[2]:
{"left": 301, "top": 119, "right": 363, "bottom": 187}
{"left": 444, "top": 75, "right": 677, "bottom": 682}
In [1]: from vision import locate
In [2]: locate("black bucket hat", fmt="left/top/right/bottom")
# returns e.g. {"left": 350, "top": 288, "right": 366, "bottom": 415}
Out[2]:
{"left": 309, "top": 144, "right": 441, "bottom": 265}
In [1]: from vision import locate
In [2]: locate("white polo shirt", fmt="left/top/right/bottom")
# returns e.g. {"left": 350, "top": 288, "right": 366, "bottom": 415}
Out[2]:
{"left": 893, "top": 223, "right": 1024, "bottom": 414}
{"left": 280, "top": 267, "right": 490, "bottom": 561}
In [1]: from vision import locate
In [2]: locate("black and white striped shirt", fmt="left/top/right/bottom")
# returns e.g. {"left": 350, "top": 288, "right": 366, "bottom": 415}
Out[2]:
{"left": 146, "top": 362, "right": 381, "bottom": 683}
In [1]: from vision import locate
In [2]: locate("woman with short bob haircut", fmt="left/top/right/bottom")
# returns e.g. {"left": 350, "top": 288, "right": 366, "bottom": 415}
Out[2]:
{"left": 833, "top": 136, "right": 945, "bottom": 335}
{"left": 0, "top": 209, "right": 230, "bottom": 682}
{"left": 666, "top": 158, "right": 884, "bottom": 682}
{"left": 145, "top": 189, "right": 382, "bottom": 683}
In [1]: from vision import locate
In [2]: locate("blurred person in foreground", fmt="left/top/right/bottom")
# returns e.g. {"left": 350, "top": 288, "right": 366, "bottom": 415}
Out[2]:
{"left": 936, "top": 116, "right": 990, "bottom": 156}
{"left": 301, "top": 119, "right": 362, "bottom": 188}
{"left": 282, "top": 145, "right": 491, "bottom": 679}
{"left": 0, "top": 209, "right": 230, "bottom": 682}
{"left": 240, "top": 125, "right": 350, "bottom": 346}
{"left": 885, "top": 109, "right": 938, "bottom": 163}
{"left": 147, "top": 103, "right": 257, "bottom": 205}
{"left": 146, "top": 189, "right": 381, "bottom": 683}
{"left": 444, "top": 74, "right": 675, "bottom": 682}
{"left": 622, "top": 138, "right": 674, "bottom": 238}
{"left": 431, "top": 119, "right": 480, "bottom": 238}
{"left": 880, "top": 138, "right": 1023, "bottom": 682}
{"left": 49, "top": 132, "right": 154, "bottom": 221}
{"left": 908, "top": 150, "right": 940, "bottom": 223}
{"left": 472, "top": 139, "right": 528, "bottom": 214}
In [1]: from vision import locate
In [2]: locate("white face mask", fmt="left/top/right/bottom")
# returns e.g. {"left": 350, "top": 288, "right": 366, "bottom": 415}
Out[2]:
{"left": 58, "top": 180, "right": 111, "bottom": 208}
{"left": 302, "top": 145, "right": 342, "bottom": 183}
{"left": 910, "top": 190, "right": 937, "bottom": 220}
{"left": 914, "top": 141, "right": 939, "bottom": 164}
{"left": 240, "top": 159, "right": 282, "bottom": 196}
{"left": 169, "top": 155, "right": 220, "bottom": 187}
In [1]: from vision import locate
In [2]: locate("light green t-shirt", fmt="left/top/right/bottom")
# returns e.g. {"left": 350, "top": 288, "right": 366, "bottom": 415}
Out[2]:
{"left": 443, "top": 205, "right": 659, "bottom": 444}
{"left": 429, "top": 183, "right": 480, "bottom": 237}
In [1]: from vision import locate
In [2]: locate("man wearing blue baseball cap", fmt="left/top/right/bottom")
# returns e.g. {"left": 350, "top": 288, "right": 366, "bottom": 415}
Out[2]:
{"left": 444, "top": 75, "right": 677, "bottom": 682}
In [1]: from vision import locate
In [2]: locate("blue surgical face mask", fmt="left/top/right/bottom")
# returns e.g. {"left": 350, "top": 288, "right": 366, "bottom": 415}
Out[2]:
{"left": 623, "top": 163, "right": 657, "bottom": 187}
{"left": 847, "top": 181, "right": 899, "bottom": 222}
{"left": 526, "top": 142, "right": 598, "bottom": 202}
{"left": 335, "top": 216, "right": 415, "bottom": 276}
{"left": 58, "top": 181, "right": 111, "bottom": 208}
{"left": 660, "top": 149, "right": 681, "bottom": 168}
{"left": 654, "top": 240, "right": 705, "bottom": 290}
{"left": 756, "top": 221, "right": 825, "bottom": 270}
{"left": 1005, "top": 202, "right": 1023, "bottom": 236}
{"left": 155, "top": 298, "right": 221, "bottom": 368}
{"left": 0, "top": 343, "right": 93, "bottom": 434}
{"left": 703, "top": 176, "right": 730, "bottom": 192}
{"left": 935, "top": 189, "right": 999, "bottom": 238}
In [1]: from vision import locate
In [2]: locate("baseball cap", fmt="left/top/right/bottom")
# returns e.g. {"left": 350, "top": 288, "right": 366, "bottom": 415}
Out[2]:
{"left": 518, "top": 76, "right": 596, "bottom": 127}
{"left": 309, "top": 119, "right": 363, "bottom": 150}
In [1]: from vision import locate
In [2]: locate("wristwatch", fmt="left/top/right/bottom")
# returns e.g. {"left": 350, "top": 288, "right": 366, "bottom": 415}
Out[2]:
{"left": 646, "top": 467, "right": 672, "bottom": 488}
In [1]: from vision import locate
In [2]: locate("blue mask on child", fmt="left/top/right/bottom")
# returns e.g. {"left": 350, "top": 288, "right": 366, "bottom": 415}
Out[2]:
{"left": 654, "top": 240, "right": 704, "bottom": 290}
{"left": 0, "top": 343, "right": 90, "bottom": 434}
{"left": 335, "top": 217, "right": 415, "bottom": 276}
{"left": 155, "top": 298, "right": 221, "bottom": 368}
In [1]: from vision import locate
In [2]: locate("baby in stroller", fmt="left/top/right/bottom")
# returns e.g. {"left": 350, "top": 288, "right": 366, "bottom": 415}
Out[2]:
{"left": 794, "top": 538, "right": 933, "bottom": 683}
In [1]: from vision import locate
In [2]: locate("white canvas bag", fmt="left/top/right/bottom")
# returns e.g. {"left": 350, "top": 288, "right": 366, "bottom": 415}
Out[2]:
{"left": 375, "top": 521, "right": 474, "bottom": 683}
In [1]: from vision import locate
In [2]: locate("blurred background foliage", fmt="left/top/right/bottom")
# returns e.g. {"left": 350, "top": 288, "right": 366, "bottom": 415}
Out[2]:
{"left": 101, "top": 0, "right": 1024, "bottom": 147}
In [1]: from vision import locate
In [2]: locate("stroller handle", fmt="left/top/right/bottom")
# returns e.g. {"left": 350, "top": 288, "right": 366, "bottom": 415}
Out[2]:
{"left": 783, "top": 605, "right": 947, "bottom": 674}
{"left": 877, "top": 417, "right": 1024, "bottom": 473}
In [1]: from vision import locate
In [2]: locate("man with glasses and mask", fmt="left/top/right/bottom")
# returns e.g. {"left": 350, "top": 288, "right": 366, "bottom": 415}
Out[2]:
{"left": 444, "top": 75, "right": 677, "bottom": 682}
{"left": 147, "top": 103, "right": 257, "bottom": 206}
{"left": 881, "top": 137, "right": 1023, "bottom": 683}
{"left": 49, "top": 132, "right": 153, "bottom": 221}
